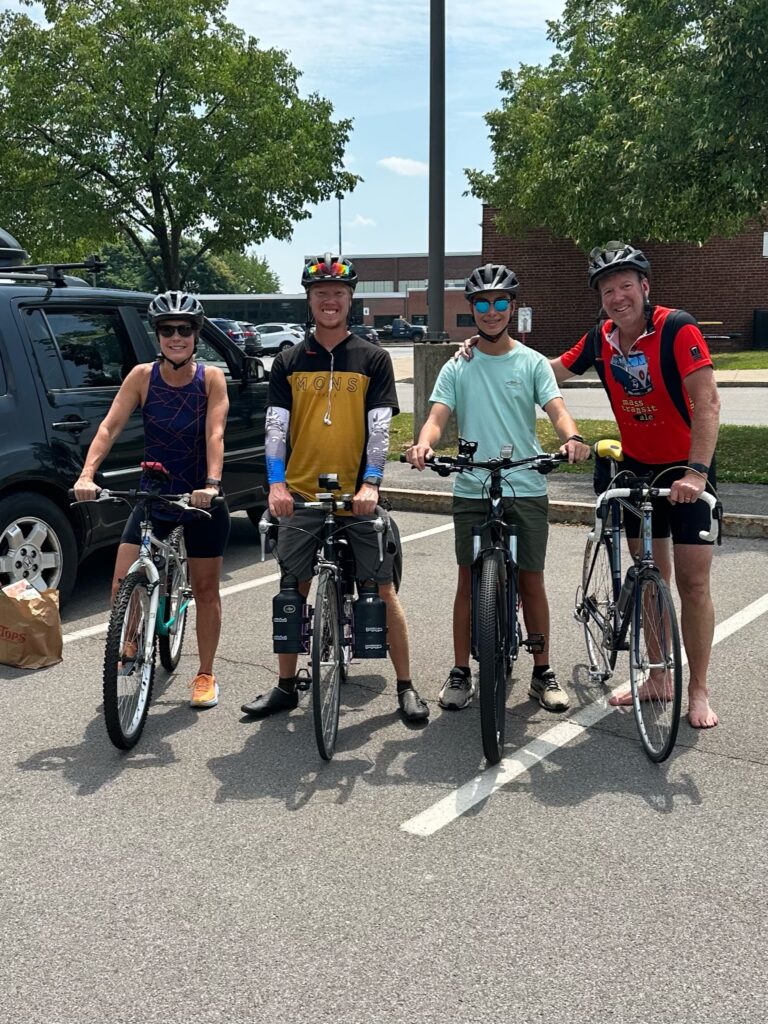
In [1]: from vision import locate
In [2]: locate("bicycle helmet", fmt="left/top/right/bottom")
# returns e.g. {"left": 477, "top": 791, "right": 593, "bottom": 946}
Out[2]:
{"left": 301, "top": 254, "right": 358, "bottom": 292}
{"left": 588, "top": 242, "right": 650, "bottom": 290}
{"left": 148, "top": 290, "right": 205, "bottom": 327}
{"left": 464, "top": 263, "right": 519, "bottom": 300}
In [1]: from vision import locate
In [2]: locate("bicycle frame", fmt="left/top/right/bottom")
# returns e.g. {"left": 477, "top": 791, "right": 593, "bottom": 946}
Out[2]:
{"left": 127, "top": 514, "right": 191, "bottom": 642}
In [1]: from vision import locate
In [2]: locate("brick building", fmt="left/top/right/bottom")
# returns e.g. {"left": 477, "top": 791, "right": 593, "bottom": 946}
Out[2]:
{"left": 481, "top": 208, "right": 768, "bottom": 355}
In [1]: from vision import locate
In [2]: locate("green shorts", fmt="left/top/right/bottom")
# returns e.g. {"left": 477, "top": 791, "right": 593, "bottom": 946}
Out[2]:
{"left": 452, "top": 494, "right": 549, "bottom": 571}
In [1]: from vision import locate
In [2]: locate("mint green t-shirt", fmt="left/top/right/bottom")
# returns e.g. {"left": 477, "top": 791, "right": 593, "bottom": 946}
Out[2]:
{"left": 429, "top": 345, "right": 561, "bottom": 499}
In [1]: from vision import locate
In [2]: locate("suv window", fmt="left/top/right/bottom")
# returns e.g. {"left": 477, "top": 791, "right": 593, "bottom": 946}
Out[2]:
{"left": 140, "top": 315, "right": 232, "bottom": 378}
{"left": 40, "top": 309, "right": 137, "bottom": 389}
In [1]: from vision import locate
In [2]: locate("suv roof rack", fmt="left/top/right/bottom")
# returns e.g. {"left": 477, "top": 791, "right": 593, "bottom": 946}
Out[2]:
{"left": 0, "top": 254, "right": 106, "bottom": 287}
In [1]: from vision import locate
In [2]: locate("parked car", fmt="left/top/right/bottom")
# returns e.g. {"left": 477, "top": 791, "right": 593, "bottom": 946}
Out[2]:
{"left": 377, "top": 317, "right": 426, "bottom": 341}
{"left": 237, "top": 321, "right": 263, "bottom": 356}
{"left": 0, "top": 236, "right": 269, "bottom": 604}
{"left": 210, "top": 317, "right": 246, "bottom": 348}
{"left": 253, "top": 322, "right": 303, "bottom": 353}
{"left": 349, "top": 323, "right": 381, "bottom": 345}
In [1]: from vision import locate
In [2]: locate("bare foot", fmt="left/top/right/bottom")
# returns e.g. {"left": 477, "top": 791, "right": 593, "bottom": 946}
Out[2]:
{"left": 609, "top": 680, "right": 674, "bottom": 706}
{"left": 608, "top": 688, "right": 632, "bottom": 707}
{"left": 687, "top": 690, "right": 718, "bottom": 728}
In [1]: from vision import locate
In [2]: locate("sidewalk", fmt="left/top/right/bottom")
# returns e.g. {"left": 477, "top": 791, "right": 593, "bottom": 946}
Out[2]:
{"left": 382, "top": 461, "right": 768, "bottom": 539}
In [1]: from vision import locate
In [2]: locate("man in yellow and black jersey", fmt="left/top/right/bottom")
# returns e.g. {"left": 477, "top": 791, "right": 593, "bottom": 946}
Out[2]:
{"left": 242, "top": 254, "right": 429, "bottom": 721}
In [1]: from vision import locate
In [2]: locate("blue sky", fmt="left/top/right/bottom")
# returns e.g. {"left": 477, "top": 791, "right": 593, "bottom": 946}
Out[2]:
{"left": 1, "top": 0, "right": 565, "bottom": 291}
{"left": 226, "top": 1, "right": 564, "bottom": 290}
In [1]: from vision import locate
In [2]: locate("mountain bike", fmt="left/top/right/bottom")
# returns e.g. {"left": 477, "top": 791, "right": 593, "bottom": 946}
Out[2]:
{"left": 574, "top": 440, "right": 721, "bottom": 761}
{"left": 259, "top": 474, "right": 394, "bottom": 760}
{"left": 71, "top": 465, "right": 223, "bottom": 749}
{"left": 403, "top": 441, "right": 566, "bottom": 764}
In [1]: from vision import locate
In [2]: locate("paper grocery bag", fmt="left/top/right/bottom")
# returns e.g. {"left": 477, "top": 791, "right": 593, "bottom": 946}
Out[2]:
{"left": 0, "top": 582, "right": 63, "bottom": 669}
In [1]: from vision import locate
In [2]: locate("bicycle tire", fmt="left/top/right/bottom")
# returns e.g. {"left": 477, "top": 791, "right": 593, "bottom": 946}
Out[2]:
{"left": 579, "top": 534, "right": 618, "bottom": 682}
{"left": 312, "top": 571, "right": 342, "bottom": 760}
{"left": 158, "top": 529, "right": 189, "bottom": 672}
{"left": 477, "top": 551, "right": 509, "bottom": 765}
{"left": 103, "top": 571, "right": 156, "bottom": 750}
{"left": 630, "top": 569, "right": 682, "bottom": 762}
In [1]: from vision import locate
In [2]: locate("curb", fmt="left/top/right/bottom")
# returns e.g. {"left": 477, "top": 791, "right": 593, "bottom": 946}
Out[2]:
{"left": 381, "top": 488, "right": 768, "bottom": 540}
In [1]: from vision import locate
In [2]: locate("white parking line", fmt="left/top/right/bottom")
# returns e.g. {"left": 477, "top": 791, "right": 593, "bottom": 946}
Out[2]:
{"left": 62, "top": 521, "right": 455, "bottom": 645}
{"left": 400, "top": 591, "right": 768, "bottom": 837}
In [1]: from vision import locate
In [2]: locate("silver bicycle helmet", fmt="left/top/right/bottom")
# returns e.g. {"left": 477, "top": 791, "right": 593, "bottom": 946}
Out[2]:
{"left": 464, "top": 263, "right": 519, "bottom": 300}
{"left": 148, "top": 290, "right": 205, "bottom": 326}
{"left": 588, "top": 242, "right": 650, "bottom": 290}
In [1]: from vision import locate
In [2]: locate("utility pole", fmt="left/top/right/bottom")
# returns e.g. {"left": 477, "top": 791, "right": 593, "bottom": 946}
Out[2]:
{"left": 338, "top": 196, "right": 342, "bottom": 255}
{"left": 427, "top": 0, "right": 445, "bottom": 340}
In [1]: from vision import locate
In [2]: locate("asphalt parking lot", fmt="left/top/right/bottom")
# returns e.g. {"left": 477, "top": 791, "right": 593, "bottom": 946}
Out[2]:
{"left": 1, "top": 509, "right": 766, "bottom": 1023}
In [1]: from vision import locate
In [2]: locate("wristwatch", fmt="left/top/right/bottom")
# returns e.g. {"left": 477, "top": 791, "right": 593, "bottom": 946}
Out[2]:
{"left": 566, "top": 434, "right": 585, "bottom": 444}
{"left": 205, "top": 477, "right": 222, "bottom": 488}
{"left": 362, "top": 475, "right": 381, "bottom": 488}
{"left": 687, "top": 462, "right": 709, "bottom": 476}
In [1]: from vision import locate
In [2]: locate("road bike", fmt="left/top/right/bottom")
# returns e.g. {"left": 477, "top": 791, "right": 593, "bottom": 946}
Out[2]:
{"left": 403, "top": 441, "right": 566, "bottom": 764}
{"left": 259, "top": 474, "right": 395, "bottom": 760}
{"left": 71, "top": 464, "right": 223, "bottom": 749}
{"left": 574, "top": 440, "right": 721, "bottom": 761}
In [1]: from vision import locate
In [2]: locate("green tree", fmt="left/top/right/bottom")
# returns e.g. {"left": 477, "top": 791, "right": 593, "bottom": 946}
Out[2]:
{"left": 89, "top": 238, "right": 280, "bottom": 293}
{"left": 0, "top": 0, "right": 356, "bottom": 288}
{"left": 467, "top": 0, "right": 768, "bottom": 246}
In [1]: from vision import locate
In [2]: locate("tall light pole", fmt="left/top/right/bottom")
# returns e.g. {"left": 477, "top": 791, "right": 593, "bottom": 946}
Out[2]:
{"left": 338, "top": 196, "right": 342, "bottom": 255}
{"left": 427, "top": 0, "right": 445, "bottom": 340}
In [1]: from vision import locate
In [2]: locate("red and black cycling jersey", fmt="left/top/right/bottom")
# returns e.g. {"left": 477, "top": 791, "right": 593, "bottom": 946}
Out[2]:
{"left": 560, "top": 306, "right": 713, "bottom": 463}
{"left": 268, "top": 333, "right": 399, "bottom": 501}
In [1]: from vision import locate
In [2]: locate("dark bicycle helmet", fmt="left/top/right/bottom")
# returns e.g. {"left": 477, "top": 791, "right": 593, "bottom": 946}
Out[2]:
{"left": 464, "top": 263, "right": 519, "bottom": 300}
{"left": 588, "top": 242, "right": 650, "bottom": 290}
{"left": 302, "top": 253, "right": 358, "bottom": 292}
{"left": 148, "top": 290, "right": 205, "bottom": 327}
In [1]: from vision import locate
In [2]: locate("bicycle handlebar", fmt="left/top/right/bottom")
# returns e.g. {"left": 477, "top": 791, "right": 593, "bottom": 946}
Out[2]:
{"left": 594, "top": 485, "right": 721, "bottom": 544}
{"left": 399, "top": 451, "right": 568, "bottom": 475}
{"left": 68, "top": 488, "right": 225, "bottom": 518}
{"left": 258, "top": 502, "right": 391, "bottom": 563}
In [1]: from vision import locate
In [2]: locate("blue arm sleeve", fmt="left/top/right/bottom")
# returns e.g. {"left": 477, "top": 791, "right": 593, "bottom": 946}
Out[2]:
{"left": 364, "top": 407, "right": 392, "bottom": 481}
{"left": 265, "top": 406, "right": 290, "bottom": 485}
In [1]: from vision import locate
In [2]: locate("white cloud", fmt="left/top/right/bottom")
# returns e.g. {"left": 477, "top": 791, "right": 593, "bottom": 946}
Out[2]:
{"left": 347, "top": 214, "right": 376, "bottom": 228}
{"left": 378, "top": 157, "right": 429, "bottom": 178}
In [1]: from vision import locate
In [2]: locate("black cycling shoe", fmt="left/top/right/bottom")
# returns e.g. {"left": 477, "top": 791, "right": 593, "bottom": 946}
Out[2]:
{"left": 241, "top": 686, "right": 299, "bottom": 718}
{"left": 398, "top": 687, "right": 430, "bottom": 722}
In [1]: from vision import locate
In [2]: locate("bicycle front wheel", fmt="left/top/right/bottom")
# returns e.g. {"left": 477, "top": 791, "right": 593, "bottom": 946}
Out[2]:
{"left": 477, "top": 551, "right": 510, "bottom": 765}
{"left": 158, "top": 529, "right": 189, "bottom": 672}
{"left": 312, "top": 571, "right": 342, "bottom": 760}
{"left": 630, "top": 569, "right": 682, "bottom": 762}
{"left": 579, "top": 534, "right": 618, "bottom": 682}
{"left": 103, "top": 571, "right": 156, "bottom": 750}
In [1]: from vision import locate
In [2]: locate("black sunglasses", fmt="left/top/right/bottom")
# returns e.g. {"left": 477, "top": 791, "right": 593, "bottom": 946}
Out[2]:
{"left": 157, "top": 324, "right": 196, "bottom": 338}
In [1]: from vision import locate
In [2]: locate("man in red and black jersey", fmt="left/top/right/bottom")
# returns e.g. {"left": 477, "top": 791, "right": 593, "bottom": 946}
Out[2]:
{"left": 551, "top": 242, "right": 720, "bottom": 728}
{"left": 242, "top": 254, "right": 429, "bottom": 722}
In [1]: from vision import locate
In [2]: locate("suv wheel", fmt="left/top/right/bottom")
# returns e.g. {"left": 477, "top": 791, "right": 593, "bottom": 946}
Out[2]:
{"left": 0, "top": 493, "right": 77, "bottom": 603}
{"left": 278, "top": 340, "right": 294, "bottom": 352}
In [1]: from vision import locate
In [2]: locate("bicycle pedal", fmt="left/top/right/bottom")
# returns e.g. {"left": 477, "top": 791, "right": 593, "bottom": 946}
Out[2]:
{"left": 295, "top": 668, "right": 312, "bottom": 691}
{"left": 523, "top": 633, "right": 546, "bottom": 653}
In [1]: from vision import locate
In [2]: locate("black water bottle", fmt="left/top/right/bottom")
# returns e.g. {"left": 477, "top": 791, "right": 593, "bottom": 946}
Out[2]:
{"left": 272, "top": 576, "right": 306, "bottom": 654}
{"left": 353, "top": 581, "right": 388, "bottom": 658}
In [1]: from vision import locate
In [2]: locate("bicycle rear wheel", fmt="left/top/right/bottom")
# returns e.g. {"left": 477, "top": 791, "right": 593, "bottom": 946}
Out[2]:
{"left": 103, "top": 571, "right": 156, "bottom": 749}
{"left": 158, "top": 529, "right": 189, "bottom": 672}
{"left": 477, "top": 551, "right": 509, "bottom": 765}
{"left": 579, "top": 534, "right": 618, "bottom": 682}
{"left": 312, "top": 571, "right": 342, "bottom": 760}
{"left": 630, "top": 569, "right": 682, "bottom": 762}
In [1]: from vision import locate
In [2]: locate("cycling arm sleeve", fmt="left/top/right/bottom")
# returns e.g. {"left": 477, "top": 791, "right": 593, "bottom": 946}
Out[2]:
{"left": 364, "top": 406, "right": 392, "bottom": 482}
{"left": 265, "top": 406, "right": 290, "bottom": 485}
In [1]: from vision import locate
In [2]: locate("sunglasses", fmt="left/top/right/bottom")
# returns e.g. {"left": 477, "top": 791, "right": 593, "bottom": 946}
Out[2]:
{"left": 473, "top": 298, "right": 510, "bottom": 313}
{"left": 157, "top": 324, "right": 196, "bottom": 338}
{"left": 306, "top": 260, "right": 352, "bottom": 279}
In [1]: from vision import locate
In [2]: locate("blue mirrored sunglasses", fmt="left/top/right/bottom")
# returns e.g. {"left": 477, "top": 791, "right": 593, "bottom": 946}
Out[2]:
{"left": 473, "top": 298, "right": 510, "bottom": 313}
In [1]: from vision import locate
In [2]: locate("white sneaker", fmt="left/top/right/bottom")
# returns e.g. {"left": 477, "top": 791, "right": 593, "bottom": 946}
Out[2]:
{"left": 438, "top": 668, "right": 475, "bottom": 710}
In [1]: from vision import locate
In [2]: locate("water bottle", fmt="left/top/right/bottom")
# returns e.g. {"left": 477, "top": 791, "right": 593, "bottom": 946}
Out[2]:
{"left": 616, "top": 565, "right": 638, "bottom": 617}
{"left": 353, "top": 581, "right": 388, "bottom": 658}
{"left": 272, "top": 576, "right": 307, "bottom": 654}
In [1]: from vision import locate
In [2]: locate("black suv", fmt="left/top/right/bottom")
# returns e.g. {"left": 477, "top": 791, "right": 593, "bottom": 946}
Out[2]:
{"left": 0, "top": 232, "right": 269, "bottom": 604}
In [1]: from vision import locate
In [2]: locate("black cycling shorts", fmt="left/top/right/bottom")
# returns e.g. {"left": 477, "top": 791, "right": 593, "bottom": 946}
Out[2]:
{"left": 615, "top": 456, "right": 717, "bottom": 546}
{"left": 120, "top": 502, "right": 231, "bottom": 558}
